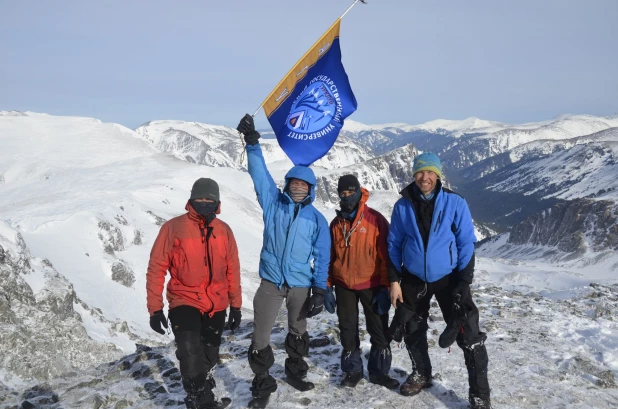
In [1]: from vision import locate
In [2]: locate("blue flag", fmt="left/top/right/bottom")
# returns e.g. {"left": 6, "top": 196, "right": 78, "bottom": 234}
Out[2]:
{"left": 261, "top": 20, "right": 357, "bottom": 166}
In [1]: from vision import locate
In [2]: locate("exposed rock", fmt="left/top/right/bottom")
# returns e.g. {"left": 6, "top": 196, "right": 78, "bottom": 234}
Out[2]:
{"left": 111, "top": 262, "right": 135, "bottom": 288}
{"left": 98, "top": 221, "right": 125, "bottom": 255}
{"left": 508, "top": 199, "right": 618, "bottom": 256}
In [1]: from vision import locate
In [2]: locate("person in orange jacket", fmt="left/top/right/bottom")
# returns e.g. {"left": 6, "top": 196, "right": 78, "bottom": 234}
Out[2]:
{"left": 146, "top": 178, "right": 241, "bottom": 409}
{"left": 325, "top": 174, "right": 399, "bottom": 389}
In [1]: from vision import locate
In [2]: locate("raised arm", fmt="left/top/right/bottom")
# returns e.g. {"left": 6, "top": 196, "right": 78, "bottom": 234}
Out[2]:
{"left": 246, "top": 144, "right": 280, "bottom": 211}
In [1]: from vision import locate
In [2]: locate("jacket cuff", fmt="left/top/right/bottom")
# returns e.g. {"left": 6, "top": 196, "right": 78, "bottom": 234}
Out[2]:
{"left": 458, "top": 253, "right": 475, "bottom": 284}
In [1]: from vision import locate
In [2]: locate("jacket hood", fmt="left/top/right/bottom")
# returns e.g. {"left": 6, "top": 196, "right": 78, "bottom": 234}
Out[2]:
{"left": 284, "top": 165, "right": 317, "bottom": 204}
{"left": 285, "top": 165, "right": 317, "bottom": 185}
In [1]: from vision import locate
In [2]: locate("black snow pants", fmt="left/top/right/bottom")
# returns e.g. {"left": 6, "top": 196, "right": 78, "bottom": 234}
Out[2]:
{"left": 169, "top": 305, "right": 226, "bottom": 407}
{"left": 400, "top": 272, "right": 490, "bottom": 400}
{"left": 336, "top": 286, "right": 392, "bottom": 376}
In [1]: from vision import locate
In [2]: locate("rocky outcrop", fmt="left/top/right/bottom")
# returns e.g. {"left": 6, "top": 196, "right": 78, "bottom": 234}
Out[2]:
{"left": 314, "top": 144, "right": 421, "bottom": 204}
{"left": 0, "top": 225, "right": 123, "bottom": 383}
{"left": 508, "top": 199, "right": 618, "bottom": 258}
{"left": 110, "top": 262, "right": 135, "bottom": 288}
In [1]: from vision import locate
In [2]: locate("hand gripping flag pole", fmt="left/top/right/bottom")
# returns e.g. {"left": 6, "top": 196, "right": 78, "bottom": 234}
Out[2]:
{"left": 240, "top": 0, "right": 366, "bottom": 166}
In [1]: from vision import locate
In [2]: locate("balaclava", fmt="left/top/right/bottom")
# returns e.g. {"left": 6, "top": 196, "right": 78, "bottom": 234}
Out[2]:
{"left": 286, "top": 179, "right": 309, "bottom": 203}
{"left": 189, "top": 178, "right": 220, "bottom": 222}
{"left": 338, "top": 174, "right": 362, "bottom": 212}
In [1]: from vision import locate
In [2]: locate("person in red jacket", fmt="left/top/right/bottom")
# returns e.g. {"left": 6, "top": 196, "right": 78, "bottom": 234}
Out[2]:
{"left": 147, "top": 178, "right": 241, "bottom": 409}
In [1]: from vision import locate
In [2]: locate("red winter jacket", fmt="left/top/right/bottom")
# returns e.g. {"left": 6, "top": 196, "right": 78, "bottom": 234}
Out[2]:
{"left": 146, "top": 201, "right": 241, "bottom": 316}
{"left": 328, "top": 188, "right": 390, "bottom": 290}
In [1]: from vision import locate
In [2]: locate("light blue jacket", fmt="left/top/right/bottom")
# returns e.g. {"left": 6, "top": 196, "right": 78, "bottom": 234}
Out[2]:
{"left": 388, "top": 185, "right": 476, "bottom": 283}
{"left": 247, "top": 143, "right": 330, "bottom": 289}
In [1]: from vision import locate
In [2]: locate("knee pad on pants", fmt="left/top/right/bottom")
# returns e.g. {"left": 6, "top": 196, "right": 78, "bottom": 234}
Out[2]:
{"left": 175, "top": 331, "right": 205, "bottom": 379}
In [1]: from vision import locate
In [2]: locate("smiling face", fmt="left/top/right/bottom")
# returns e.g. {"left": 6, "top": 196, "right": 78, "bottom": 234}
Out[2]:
{"left": 414, "top": 170, "right": 438, "bottom": 196}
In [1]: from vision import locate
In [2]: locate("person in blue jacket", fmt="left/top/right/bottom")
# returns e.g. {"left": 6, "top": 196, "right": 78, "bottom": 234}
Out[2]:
{"left": 237, "top": 114, "right": 331, "bottom": 405}
{"left": 387, "top": 152, "right": 491, "bottom": 409}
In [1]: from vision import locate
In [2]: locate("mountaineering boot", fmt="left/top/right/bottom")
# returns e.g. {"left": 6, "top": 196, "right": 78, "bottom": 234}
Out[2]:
{"left": 399, "top": 372, "right": 432, "bottom": 397}
{"left": 249, "top": 372, "right": 277, "bottom": 408}
{"left": 200, "top": 398, "right": 231, "bottom": 409}
{"left": 469, "top": 394, "right": 492, "bottom": 409}
{"left": 340, "top": 371, "right": 363, "bottom": 388}
{"left": 247, "top": 396, "right": 270, "bottom": 409}
{"left": 369, "top": 373, "right": 400, "bottom": 389}
{"left": 284, "top": 357, "right": 314, "bottom": 391}
{"left": 367, "top": 347, "right": 398, "bottom": 389}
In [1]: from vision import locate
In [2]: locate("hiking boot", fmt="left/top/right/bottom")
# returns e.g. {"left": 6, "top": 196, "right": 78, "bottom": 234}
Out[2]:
{"left": 340, "top": 371, "right": 363, "bottom": 388}
{"left": 400, "top": 372, "right": 431, "bottom": 396}
{"left": 470, "top": 395, "right": 492, "bottom": 409}
{"left": 369, "top": 374, "right": 400, "bottom": 389}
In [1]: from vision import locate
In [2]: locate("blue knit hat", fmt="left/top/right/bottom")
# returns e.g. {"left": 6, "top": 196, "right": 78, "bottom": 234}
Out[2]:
{"left": 413, "top": 152, "right": 442, "bottom": 179}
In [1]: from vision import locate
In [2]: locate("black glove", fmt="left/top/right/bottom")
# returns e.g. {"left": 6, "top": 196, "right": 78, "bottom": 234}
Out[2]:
{"left": 452, "top": 281, "right": 471, "bottom": 301}
{"left": 306, "top": 287, "right": 325, "bottom": 318}
{"left": 227, "top": 307, "right": 242, "bottom": 332}
{"left": 236, "top": 113, "right": 260, "bottom": 146}
{"left": 149, "top": 310, "right": 168, "bottom": 335}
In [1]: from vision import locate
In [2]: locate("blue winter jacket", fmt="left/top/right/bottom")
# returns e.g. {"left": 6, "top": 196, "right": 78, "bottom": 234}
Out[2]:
{"left": 388, "top": 184, "right": 476, "bottom": 283}
{"left": 247, "top": 143, "right": 331, "bottom": 290}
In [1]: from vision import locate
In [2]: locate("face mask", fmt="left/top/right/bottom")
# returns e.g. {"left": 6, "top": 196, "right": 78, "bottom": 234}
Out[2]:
{"left": 190, "top": 200, "right": 218, "bottom": 221}
{"left": 340, "top": 190, "right": 361, "bottom": 212}
{"left": 286, "top": 182, "right": 309, "bottom": 203}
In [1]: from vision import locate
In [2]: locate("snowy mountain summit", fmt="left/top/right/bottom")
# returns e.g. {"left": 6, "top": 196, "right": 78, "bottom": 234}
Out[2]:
{"left": 0, "top": 111, "right": 617, "bottom": 408}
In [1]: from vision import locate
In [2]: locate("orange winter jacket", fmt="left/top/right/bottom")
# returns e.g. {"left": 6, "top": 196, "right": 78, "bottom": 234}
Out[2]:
{"left": 146, "top": 201, "right": 241, "bottom": 316}
{"left": 328, "top": 188, "right": 390, "bottom": 290}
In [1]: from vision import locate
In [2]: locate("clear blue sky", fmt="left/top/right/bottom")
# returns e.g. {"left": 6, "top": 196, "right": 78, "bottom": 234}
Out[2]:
{"left": 2, "top": 0, "right": 617, "bottom": 129}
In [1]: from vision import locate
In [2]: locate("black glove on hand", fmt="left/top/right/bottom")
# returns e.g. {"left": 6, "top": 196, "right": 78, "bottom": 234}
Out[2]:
{"left": 227, "top": 307, "right": 242, "bottom": 332}
{"left": 306, "top": 287, "right": 325, "bottom": 318}
{"left": 236, "top": 113, "right": 260, "bottom": 145}
{"left": 452, "top": 280, "right": 471, "bottom": 301}
{"left": 149, "top": 310, "right": 168, "bottom": 335}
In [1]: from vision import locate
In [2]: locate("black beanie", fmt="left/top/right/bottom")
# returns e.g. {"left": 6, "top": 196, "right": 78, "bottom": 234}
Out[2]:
{"left": 337, "top": 174, "right": 360, "bottom": 194}
{"left": 190, "top": 178, "right": 220, "bottom": 201}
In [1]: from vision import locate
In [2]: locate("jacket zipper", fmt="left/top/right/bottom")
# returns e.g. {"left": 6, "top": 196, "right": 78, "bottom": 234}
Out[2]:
{"left": 200, "top": 226, "right": 215, "bottom": 313}
{"left": 449, "top": 241, "right": 453, "bottom": 265}
{"left": 433, "top": 210, "right": 442, "bottom": 233}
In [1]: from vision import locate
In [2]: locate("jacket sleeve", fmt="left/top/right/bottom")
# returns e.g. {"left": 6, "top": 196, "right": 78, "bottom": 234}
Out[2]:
{"left": 246, "top": 143, "right": 280, "bottom": 212}
{"left": 225, "top": 225, "right": 242, "bottom": 309}
{"left": 311, "top": 212, "right": 332, "bottom": 290}
{"left": 453, "top": 197, "right": 477, "bottom": 280}
{"left": 387, "top": 200, "right": 406, "bottom": 281}
{"left": 146, "top": 223, "right": 172, "bottom": 315}
{"left": 375, "top": 212, "right": 391, "bottom": 287}
{"left": 327, "top": 219, "right": 337, "bottom": 287}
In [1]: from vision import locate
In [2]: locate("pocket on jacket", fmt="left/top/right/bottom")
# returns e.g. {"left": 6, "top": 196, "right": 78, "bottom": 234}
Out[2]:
{"left": 172, "top": 238, "right": 205, "bottom": 287}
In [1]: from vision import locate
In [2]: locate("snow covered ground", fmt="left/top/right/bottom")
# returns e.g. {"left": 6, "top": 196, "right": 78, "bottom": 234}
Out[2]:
{"left": 1, "top": 112, "right": 617, "bottom": 408}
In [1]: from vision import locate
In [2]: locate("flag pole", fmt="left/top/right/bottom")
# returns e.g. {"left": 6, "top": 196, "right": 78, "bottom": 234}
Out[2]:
{"left": 250, "top": 0, "right": 367, "bottom": 117}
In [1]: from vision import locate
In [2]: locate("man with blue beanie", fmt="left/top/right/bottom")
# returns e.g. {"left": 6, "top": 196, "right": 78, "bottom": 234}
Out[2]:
{"left": 387, "top": 152, "right": 491, "bottom": 409}
{"left": 237, "top": 114, "right": 331, "bottom": 408}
